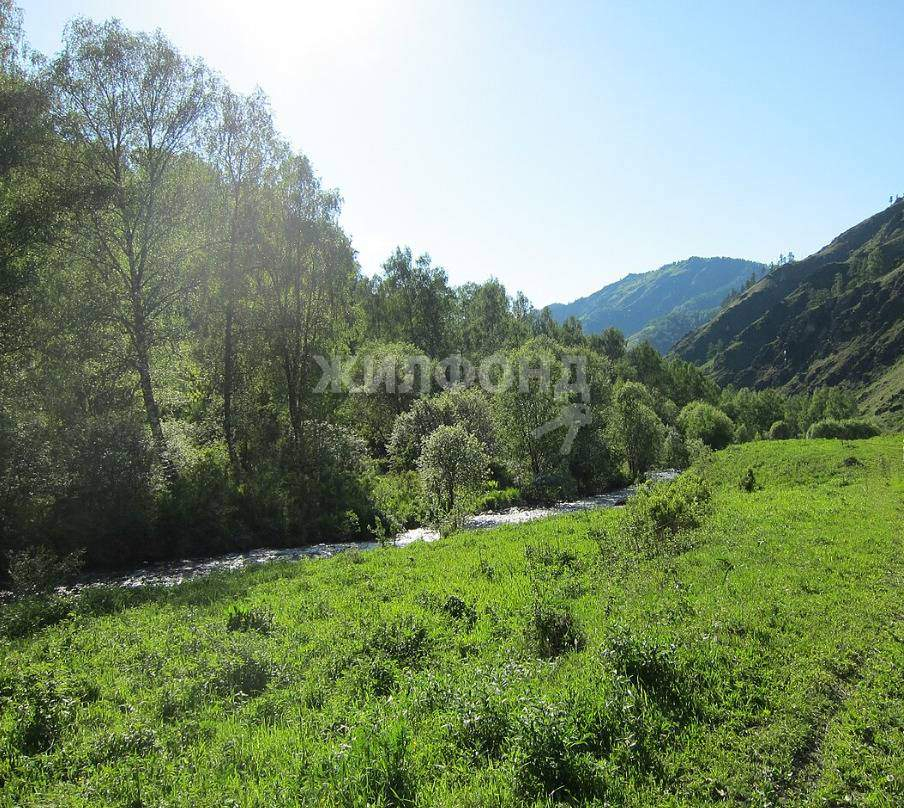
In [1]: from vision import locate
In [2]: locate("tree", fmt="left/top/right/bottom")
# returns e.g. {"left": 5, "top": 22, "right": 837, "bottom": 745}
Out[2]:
{"left": 206, "top": 84, "right": 282, "bottom": 477}
{"left": 417, "top": 424, "right": 489, "bottom": 518}
{"left": 660, "top": 427, "right": 689, "bottom": 468}
{"left": 388, "top": 386, "right": 496, "bottom": 470}
{"left": 677, "top": 401, "right": 734, "bottom": 450}
{"left": 254, "top": 154, "right": 357, "bottom": 450}
{"left": 768, "top": 420, "right": 793, "bottom": 440}
{"left": 0, "top": 0, "right": 62, "bottom": 355}
{"left": 52, "top": 19, "right": 212, "bottom": 482}
{"left": 494, "top": 338, "right": 570, "bottom": 484}
{"left": 368, "top": 247, "right": 455, "bottom": 357}
{"left": 457, "top": 278, "right": 516, "bottom": 359}
{"left": 610, "top": 381, "right": 665, "bottom": 479}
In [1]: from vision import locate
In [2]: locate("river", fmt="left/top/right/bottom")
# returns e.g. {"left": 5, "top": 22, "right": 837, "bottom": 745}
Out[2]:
{"left": 60, "top": 470, "right": 679, "bottom": 591}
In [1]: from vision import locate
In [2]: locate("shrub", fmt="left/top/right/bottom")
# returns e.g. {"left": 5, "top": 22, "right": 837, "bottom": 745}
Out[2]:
{"left": 450, "top": 679, "right": 511, "bottom": 760}
{"left": 365, "top": 614, "right": 432, "bottom": 667}
{"left": 686, "top": 437, "right": 713, "bottom": 465}
{"left": 768, "top": 419, "right": 794, "bottom": 440}
{"left": 523, "top": 470, "right": 577, "bottom": 504}
{"left": 226, "top": 604, "right": 274, "bottom": 635}
{"left": 806, "top": 418, "right": 881, "bottom": 440}
{"left": 208, "top": 649, "right": 273, "bottom": 699}
{"left": 677, "top": 401, "right": 735, "bottom": 450}
{"left": 440, "top": 594, "right": 477, "bottom": 628}
{"left": 320, "top": 720, "right": 414, "bottom": 806}
{"left": 524, "top": 599, "right": 586, "bottom": 658}
{"left": 619, "top": 472, "right": 710, "bottom": 558}
{"left": 0, "top": 596, "right": 73, "bottom": 640}
{"left": 509, "top": 699, "right": 599, "bottom": 801}
{"left": 417, "top": 424, "right": 490, "bottom": 521}
{"left": 370, "top": 471, "right": 424, "bottom": 528}
{"left": 733, "top": 422, "right": 754, "bottom": 443}
{"left": 4, "top": 545, "right": 84, "bottom": 598}
{"left": 739, "top": 467, "right": 756, "bottom": 492}
{"left": 1, "top": 673, "right": 76, "bottom": 755}
{"left": 525, "top": 544, "right": 582, "bottom": 578}
{"left": 474, "top": 483, "right": 521, "bottom": 512}
{"left": 600, "top": 626, "right": 687, "bottom": 710}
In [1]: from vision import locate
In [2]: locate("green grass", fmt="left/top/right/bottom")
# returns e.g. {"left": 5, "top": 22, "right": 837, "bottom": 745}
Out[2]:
{"left": 1, "top": 437, "right": 902, "bottom": 806}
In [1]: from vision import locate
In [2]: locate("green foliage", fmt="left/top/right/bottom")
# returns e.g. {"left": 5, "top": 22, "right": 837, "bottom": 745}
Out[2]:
{"left": 618, "top": 471, "right": 710, "bottom": 558}
{"left": 768, "top": 419, "right": 794, "bottom": 440}
{"left": 660, "top": 427, "right": 690, "bottom": 468}
{"left": 807, "top": 418, "right": 881, "bottom": 440}
{"left": 370, "top": 471, "right": 424, "bottom": 529}
{"left": 473, "top": 482, "right": 521, "bottom": 512}
{"left": 0, "top": 595, "right": 73, "bottom": 639}
{"left": 387, "top": 386, "right": 496, "bottom": 470}
{"left": 610, "top": 381, "right": 665, "bottom": 479}
{"left": 4, "top": 545, "right": 84, "bottom": 597}
{"left": 0, "top": 438, "right": 902, "bottom": 804}
{"left": 523, "top": 598, "right": 586, "bottom": 658}
{"left": 678, "top": 401, "right": 735, "bottom": 450}
{"left": 225, "top": 603, "right": 274, "bottom": 635}
{"left": 739, "top": 467, "right": 756, "bottom": 492}
{"left": 417, "top": 425, "right": 489, "bottom": 522}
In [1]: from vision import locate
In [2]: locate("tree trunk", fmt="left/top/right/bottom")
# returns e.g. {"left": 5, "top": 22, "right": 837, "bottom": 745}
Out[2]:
{"left": 132, "top": 303, "right": 177, "bottom": 485}
{"left": 223, "top": 301, "right": 241, "bottom": 478}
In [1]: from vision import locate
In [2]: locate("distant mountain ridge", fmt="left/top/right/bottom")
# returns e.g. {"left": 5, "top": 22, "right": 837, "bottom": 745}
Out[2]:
{"left": 675, "top": 200, "right": 904, "bottom": 427}
{"left": 548, "top": 257, "right": 765, "bottom": 351}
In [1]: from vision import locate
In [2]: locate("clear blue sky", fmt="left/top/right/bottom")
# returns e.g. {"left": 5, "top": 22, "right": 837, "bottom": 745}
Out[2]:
{"left": 19, "top": 0, "right": 904, "bottom": 305}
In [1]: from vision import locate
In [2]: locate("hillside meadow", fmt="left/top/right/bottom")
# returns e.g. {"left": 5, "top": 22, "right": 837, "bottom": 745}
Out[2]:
{"left": 1, "top": 436, "right": 902, "bottom": 806}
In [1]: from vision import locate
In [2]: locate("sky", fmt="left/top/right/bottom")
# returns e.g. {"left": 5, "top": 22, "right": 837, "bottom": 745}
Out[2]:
{"left": 18, "top": 0, "right": 904, "bottom": 306}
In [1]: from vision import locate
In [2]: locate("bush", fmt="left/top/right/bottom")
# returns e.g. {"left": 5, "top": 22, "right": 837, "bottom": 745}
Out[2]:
{"left": 806, "top": 418, "right": 881, "bottom": 440}
{"left": 474, "top": 483, "right": 521, "bottom": 512}
{"left": 1, "top": 672, "right": 79, "bottom": 755}
{"left": 686, "top": 437, "right": 713, "bottom": 465}
{"left": 619, "top": 472, "right": 710, "bottom": 558}
{"left": 226, "top": 604, "right": 274, "bottom": 635}
{"left": 611, "top": 382, "right": 666, "bottom": 479}
{"left": 768, "top": 419, "right": 794, "bottom": 440}
{"left": 417, "top": 424, "right": 490, "bottom": 521}
{"left": 524, "top": 599, "right": 586, "bottom": 658}
{"left": 370, "top": 471, "right": 424, "bottom": 528}
{"left": 0, "top": 596, "right": 73, "bottom": 640}
{"left": 733, "top": 422, "right": 754, "bottom": 443}
{"left": 600, "top": 626, "right": 688, "bottom": 710}
{"left": 364, "top": 614, "right": 432, "bottom": 667}
{"left": 677, "top": 401, "right": 735, "bottom": 450}
{"left": 739, "top": 467, "right": 756, "bottom": 492}
{"left": 4, "top": 545, "right": 84, "bottom": 598}
{"left": 208, "top": 649, "right": 273, "bottom": 699}
{"left": 319, "top": 720, "right": 414, "bottom": 806}
{"left": 523, "top": 470, "right": 577, "bottom": 504}
{"left": 509, "top": 699, "right": 599, "bottom": 801}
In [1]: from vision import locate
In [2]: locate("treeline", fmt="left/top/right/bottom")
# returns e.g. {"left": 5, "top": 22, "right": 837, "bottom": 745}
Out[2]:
{"left": 0, "top": 6, "right": 874, "bottom": 574}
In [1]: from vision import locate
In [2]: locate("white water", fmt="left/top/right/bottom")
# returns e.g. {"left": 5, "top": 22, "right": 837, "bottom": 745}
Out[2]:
{"left": 60, "top": 470, "right": 679, "bottom": 591}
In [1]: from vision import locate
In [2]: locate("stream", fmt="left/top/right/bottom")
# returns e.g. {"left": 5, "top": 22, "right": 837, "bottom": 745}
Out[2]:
{"left": 60, "top": 470, "right": 679, "bottom": 592}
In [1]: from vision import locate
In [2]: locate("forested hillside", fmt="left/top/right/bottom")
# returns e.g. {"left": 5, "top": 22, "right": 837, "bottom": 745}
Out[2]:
{"left": 548, "top": 257, "right": 766, "bottom": 351}
{"left": 675, "top": 200, "right": 904, "bottom": 427}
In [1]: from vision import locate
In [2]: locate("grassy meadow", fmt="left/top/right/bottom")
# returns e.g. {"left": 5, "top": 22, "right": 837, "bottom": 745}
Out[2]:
{"left": 1, "top": 437, "right": 902, "bottom": 806}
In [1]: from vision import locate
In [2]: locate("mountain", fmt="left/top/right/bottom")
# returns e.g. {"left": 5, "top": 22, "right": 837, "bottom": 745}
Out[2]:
{"left": 548, "top": 257, "right": 766, "bottom": 352}
{"left": 675, "top": 200, "right": 904, "bottom": 427}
